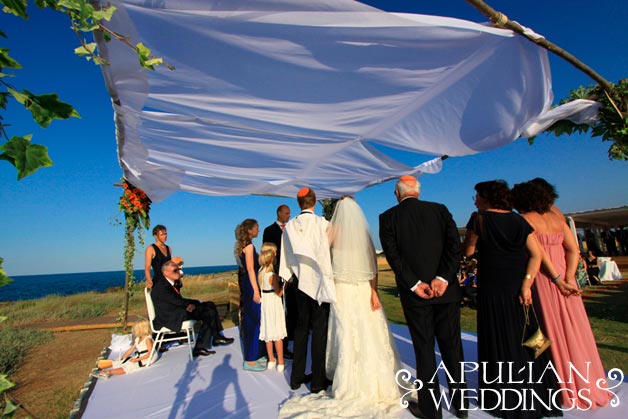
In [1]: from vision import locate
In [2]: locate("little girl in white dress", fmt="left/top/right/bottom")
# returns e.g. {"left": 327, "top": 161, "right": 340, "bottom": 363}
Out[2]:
{"left": 258, "top": 242, "right": 288, "bottom": 372}
{"left": 94, "top": 319, "right": 156, "bottom": 379}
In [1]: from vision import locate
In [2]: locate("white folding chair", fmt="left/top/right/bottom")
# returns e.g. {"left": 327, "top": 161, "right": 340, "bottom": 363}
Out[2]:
{"left": 144, "top": 287, "right": 197, "bottom": 361}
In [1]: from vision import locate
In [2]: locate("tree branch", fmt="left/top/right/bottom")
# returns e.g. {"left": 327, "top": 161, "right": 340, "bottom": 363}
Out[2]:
{"left": 464, "top": 0, "right": 614, "bottom": 93}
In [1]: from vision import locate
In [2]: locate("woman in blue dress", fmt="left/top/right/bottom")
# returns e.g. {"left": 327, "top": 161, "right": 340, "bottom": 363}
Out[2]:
{"left": 235, "top": 218, "right": 267, "bottom": 371}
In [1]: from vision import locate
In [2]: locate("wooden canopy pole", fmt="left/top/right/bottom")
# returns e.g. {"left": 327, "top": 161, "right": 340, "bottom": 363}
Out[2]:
{"left": 122, "top": 222, "right": 133, "bottom": 331}
{"left": 464, "top": 0, "right": 614, "bottom": 93}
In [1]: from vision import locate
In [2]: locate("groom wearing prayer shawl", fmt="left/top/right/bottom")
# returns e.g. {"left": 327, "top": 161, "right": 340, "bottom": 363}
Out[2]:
{"left": 279, "top": 187, "right": 335, "bottom": 393}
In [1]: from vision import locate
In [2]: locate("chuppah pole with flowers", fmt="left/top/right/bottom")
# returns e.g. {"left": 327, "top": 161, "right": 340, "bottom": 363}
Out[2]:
{"left": 116, "top": 179, "right": 151, "bottom": 331}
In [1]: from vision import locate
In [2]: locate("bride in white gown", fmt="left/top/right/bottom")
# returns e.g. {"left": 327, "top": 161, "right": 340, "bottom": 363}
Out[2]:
{"left": 279, "top": 197, "right": 402, "bottom": 418}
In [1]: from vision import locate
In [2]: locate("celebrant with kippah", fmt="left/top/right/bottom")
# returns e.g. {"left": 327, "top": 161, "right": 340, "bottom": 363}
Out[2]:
{"left": 279, "top": 187, "right": 335, "bottom": 393}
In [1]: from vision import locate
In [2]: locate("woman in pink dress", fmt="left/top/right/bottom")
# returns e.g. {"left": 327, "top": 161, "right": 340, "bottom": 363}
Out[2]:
{"left": 511, "top": 179, "right": 611, "bottom": 410}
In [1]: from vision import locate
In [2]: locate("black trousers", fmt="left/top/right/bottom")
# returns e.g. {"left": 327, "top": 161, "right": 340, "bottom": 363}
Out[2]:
{"left": 187, "top": 301, "right": 222, "bottom": 350}
{"left": 290, "top": 287, "right": 330, "bottom": 390}
{"left": 401, "top": 299, "right": 467, "bottom": 419}
{"left": 284, "top": 280, "right": 298, "bottom": 341}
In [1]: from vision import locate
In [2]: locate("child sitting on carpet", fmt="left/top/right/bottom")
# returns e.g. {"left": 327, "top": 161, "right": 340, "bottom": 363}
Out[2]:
{"left": 94, "top": 319, "right": 155, "bottom": 379}
{"left": 258, "top": 243, "right": 287, "bottom": 372}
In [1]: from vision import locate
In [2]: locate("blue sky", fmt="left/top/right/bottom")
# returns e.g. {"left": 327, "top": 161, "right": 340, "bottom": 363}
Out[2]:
{"left": 1, "top": 0, "right": 626, "bottom": 276}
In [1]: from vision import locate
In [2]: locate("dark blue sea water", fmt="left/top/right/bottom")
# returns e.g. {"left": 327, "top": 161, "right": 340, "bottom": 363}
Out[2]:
{"left": 0, "top": 265, "right": 238, "bottom": 302}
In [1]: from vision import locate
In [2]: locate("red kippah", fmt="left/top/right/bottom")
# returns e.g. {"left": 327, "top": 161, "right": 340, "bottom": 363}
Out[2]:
{"left": 297, "top": 187, "right": 310, "bottom": 197}
{"left": 400, "top": 175, "right": 417, "bottom": 185}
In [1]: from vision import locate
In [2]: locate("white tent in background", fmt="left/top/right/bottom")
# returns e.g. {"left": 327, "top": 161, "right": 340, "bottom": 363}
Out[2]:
{"left": 96, "top": 0, "right": 599, "bottom": 202}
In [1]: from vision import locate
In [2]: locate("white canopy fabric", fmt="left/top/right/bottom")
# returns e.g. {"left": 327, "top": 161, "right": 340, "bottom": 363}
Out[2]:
{"left": 97, "top": 0, "right": 598, "bottom": 202}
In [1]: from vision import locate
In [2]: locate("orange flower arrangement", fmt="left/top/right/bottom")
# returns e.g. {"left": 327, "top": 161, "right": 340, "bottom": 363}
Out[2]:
{"left": 119, "top": 179, "right": 151, "bottom": 229}
{"left": 116, "top": 179, "right": 152, "bottom": 331}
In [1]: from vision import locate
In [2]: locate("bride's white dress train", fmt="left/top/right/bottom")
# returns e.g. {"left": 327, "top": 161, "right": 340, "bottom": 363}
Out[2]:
{"left": 279, "top": 280, "right": 402, "bottom": 418}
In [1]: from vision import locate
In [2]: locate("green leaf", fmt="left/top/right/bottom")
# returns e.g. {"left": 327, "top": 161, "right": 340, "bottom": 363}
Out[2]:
{"left": 0, "top": 135, "right": 54, "bottom": 179}
{"left": 0, "top": 274, "right": 10, "bottom": 286}
{"left": 35, "top": 0, "right": 57, "bottom": 10}
{"left": 56, "top": 0, "right": 83, "bottom": 12}
{"left": 136, "top": 42, "right": 150, "bottom": 57}
{"left": 0, "top": 257, "right": 11, "bottom": 287}
{"left": 8, "top": 88, "right": 80, "bottom": 127}
{"left": 136, "top": 42, "right": 158, "bottom": 70}
{"left": 93, "top": 56, "right": 108, "bottom": 66}
{"left": 75, "top": 22, "right": 99, "bottom": 32}
{"left": 74, "top": 42, "right": 97, "bottom": 56}
{"left": 0, "top": 374, "right": 16, "bottom": 393}
{"left": 144, "top": 57, "right": 163, "bottom": 67}
{"left": 3, "top": 394, "right": 20, "bottom": 417}
{"left": 92, "top": 5, "right": 116, "bottom": 22}
{"left": 0, "top": 0, "right": 28, "bottom": 19}
{"left": 0, "top": 48, "right": 22, "bottom": 69}
{"left": 0, "top": 92, "right": 9, "bottom": 109}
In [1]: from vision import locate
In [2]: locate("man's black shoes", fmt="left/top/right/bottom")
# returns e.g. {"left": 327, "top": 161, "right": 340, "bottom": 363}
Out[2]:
{"left": 290, "top": 373, "right": 312, "bottom": 390}
{"left": 193, "top": 348, "right": 216, "bottom": 357}
{"left": 213, "top": 336, "right": 235, "bottom": 346}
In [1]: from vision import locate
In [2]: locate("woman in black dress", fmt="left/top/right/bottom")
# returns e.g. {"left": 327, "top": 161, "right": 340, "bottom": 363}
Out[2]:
{"left": 144, "top": 224, "right": 171, "bottom": 289}
{"left": 462, "top": 180, "right": 562, "bottom": 419}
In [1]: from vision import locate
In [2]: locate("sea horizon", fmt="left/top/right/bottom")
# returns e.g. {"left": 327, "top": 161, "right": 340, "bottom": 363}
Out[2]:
{"left": 0, "top": 264, "right": 238, "bottom": 302}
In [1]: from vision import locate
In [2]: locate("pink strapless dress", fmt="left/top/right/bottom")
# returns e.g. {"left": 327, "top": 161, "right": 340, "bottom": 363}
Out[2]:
{"left": 533, "top": 233, "right": 611, "bottom": 409}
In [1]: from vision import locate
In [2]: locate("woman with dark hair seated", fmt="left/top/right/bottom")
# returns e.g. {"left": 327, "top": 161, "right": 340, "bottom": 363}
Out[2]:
{"left": 462, "top": 180, "right": 561, "bottom": 419}
{"left": 585, "top": 249, "right": 601, "bottom": 285}
{"left": 511, "top": 179, "right": 610, "bottom": 410}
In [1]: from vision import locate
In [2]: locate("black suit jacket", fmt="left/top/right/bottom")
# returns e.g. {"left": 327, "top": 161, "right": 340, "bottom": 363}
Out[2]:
{"left": 379, "top": 198, "right": 462, "bottom": 306}
{"left": 263, "top": 222, "right": 283, "bottom": 267}
{"left": 150, "top": 278, "right": 195, "bottom": 331}
{"left": 263, "top": 222, "right": 282, "bottom": 249}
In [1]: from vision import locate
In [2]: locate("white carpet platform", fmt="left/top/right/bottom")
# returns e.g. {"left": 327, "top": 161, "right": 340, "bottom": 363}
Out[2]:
{"left": 83, "top": 324, "right": 627, "bottom": 418}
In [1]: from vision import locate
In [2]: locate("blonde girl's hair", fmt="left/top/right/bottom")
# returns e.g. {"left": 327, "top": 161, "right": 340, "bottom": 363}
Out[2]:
{"left": 258, "top": 242, "right": 277, "bottom": 271}
{"left": 234, "top": 219, "right": 258, "bottom": 267}
{"left": 133, "top": 319, "right": 151, "bottom": 339}
{"left": 258, "top": 242, "right": 277, "bottom": 289}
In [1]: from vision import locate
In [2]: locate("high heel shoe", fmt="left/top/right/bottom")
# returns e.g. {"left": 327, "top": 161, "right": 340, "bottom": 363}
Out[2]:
{"left": 267, "top": 361, "right": 276, "bottom": 369}
{"left": 277, "top": 364, "right": 285, "bottom": 372}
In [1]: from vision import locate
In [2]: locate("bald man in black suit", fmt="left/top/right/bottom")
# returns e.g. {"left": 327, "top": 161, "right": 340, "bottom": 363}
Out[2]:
{"left": 150, "top": 261, "right": 234, "bottom": 357}
{"left": 379, "top": 176, "right": 467, "bottom": 419}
